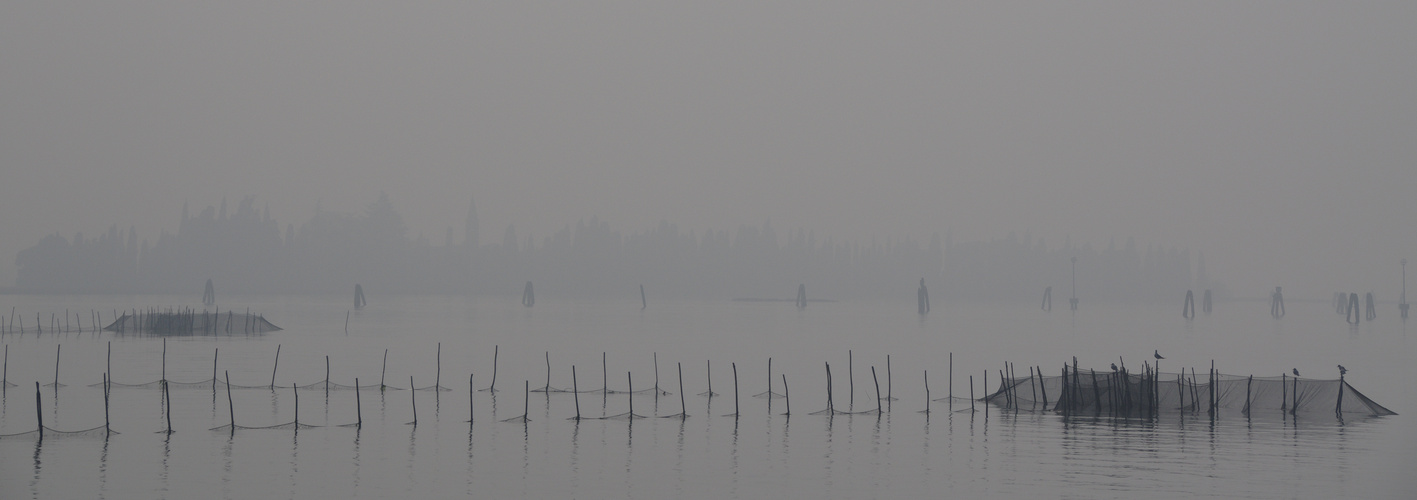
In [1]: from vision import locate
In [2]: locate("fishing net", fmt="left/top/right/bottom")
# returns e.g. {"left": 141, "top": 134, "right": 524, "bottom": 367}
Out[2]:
{"left": 209, "top": 422, "right": 321, "bottom": 432}
{"left": 0, "top": 426, "right": 117, "bottom": 440}
{"left": 95, "top": 378, "right": 277, "bottom": 390}
{"left": 295, "top": 381, "right": 402, "bottom": 391}
{"left": 104, "top": 312, "right": 281, "bottom": 335}
{"left": 985, "top": 369, "right": 1397, "bottom": 417}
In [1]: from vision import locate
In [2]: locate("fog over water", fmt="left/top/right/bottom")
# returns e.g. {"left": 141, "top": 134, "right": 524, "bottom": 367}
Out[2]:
{"left": 2, "top": 2, "right": 1415, "bottom": 298}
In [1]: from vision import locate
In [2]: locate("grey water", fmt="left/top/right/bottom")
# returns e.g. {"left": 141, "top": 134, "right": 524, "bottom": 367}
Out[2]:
{"left": 1, "top": 294, "right": 1413, "bottom": 499}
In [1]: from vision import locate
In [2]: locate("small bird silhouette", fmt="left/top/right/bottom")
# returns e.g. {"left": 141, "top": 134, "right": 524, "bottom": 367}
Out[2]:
{"left": 1154, "top": 350, "right": 1164, "bottom": 360}
{"left": 1292, "top": 368, "right": 1300, "bottom": 377}
{"left": 1111, "top": 363, "right": 1119, "bottom": 371}
{"left": 1337, "top": 365, "right": 1348, "bottom": 375}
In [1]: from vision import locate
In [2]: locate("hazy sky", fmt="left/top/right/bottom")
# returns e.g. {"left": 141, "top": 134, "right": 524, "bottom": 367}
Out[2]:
{"left": 2, "top": 2, "right": 1414, "bottom": 297}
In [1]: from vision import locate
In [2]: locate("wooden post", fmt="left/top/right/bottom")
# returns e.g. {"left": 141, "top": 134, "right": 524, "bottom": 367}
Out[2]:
{"left": 436, "top": 343, "right": 442, "bottom": 391}
{"left": 54, "top": 344, "right": 60, "bottom": 387}
{"left": 380, "top": 349, "right": 388, "bottom": 391}
{"left": 225, "top": 371, "right": 235, "bottom": 435}
{"left": 1336, "top": 372, "right": 1344, "bottom": 416}
{"left": 628, "top": 373, "right": 634, "bottom": 417}
{"left": 572, "top": 366, "right": 581, "bottom": 420}
{"left": 293, "top": 382, "right": 299, "bottom": 429}
{"left": 678, "top": 362, "right": 686, "bottom": 418}
{"left": 923, "top": 370, "right": 930, "bottom": 413}
{"left": 523, "top": 379, "right": 530, "bottom": 421}
{"left": 325, "top": 356, "right": 330, "bottom": 397}
{"left": 345, "top": 311, "right": 349, "bottom": 334}
{"left": 212, "top": 348, "right": 219, "bottom": 391}
{"left": 410, "top": 376, "right": 417, "bottom": 426}
{"left": 357, "top": 377, "right": 363, "bottom": 428}
{"left": 1039, "top": 366, "right": 1049, "bottom": 410}
{"left": 35, "top": 382, "right": 43, "bottom": 436}
{"left": 653, "top": 352, "right": 659, "bottom": 394}
{"left": 1029, "top": 366, "right": 1038, "bottom": 407}
{"left": 732, "top": 362, "right": 740, "bottom": 417}
{"left": 466, "top": 374, "right": 472, "bottom": 424}
{"left": 848, "top": 350, "right": 854, "bottom": 408}
{"left": 706, "top": 360, "right": 712, "bottom": 397}
{"left": 1281, "top": 373, "right": 1286, "bottom": 411}
{"left": 161, "top": 338, "right": 166, "bottom": 382}
{"left": 782, "top": 374, "right": 790, "bottom": 416}
{"left": 488, "top": 345, "right": 498, "bottom": 392}
{"left": 102, "top": 371, "right": 109, "bottom": 433}
{"left": 271, "top": 345, "right": 281, "bottom": 390}
{"left": 949, "top": 352, "right": 953, "bottom": 406}
{"left": 969, "top": 375, "right": 975, "bottom": 412}
{"left": 641, "top": 284, "right": 647, "bottom": 310}
{"left": 1243, "top": 375, "right": 1252, "bottom": 416}
{"left": 1090, "top": 370, "right": 1101, "bottom": 415}
{"left": 871, "top": 366, "right": 882, "bottom": 414}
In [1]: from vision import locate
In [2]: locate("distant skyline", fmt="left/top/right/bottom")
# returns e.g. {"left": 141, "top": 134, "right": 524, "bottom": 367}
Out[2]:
{"left": 3, "top": 2, "right": 1414, "bottom": 298}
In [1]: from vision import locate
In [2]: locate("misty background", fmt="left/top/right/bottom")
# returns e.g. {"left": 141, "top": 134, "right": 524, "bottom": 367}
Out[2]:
{"left": 2, "top": 2, "right": 1414, "bottom": 301}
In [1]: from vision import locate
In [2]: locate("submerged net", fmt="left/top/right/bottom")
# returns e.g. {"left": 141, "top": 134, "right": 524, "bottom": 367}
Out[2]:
{"left": 104, "top": 311, "right": 280, "bottom": 335}
{"left": 209, "top": 422, "right": 322, "bottom": 432}
{"left": 0, "top": 426, "right": 117, "bottom": 440}
{"left": 985, "top": 369, "right": 1397, "bottom": 417}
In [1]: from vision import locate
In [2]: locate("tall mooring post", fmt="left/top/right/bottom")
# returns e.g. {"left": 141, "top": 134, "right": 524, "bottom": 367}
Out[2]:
{"left": 1346, "top": 292, "right": 1361, "bottom": 325}
{"left": 1183, "top": 290, "right": 1195, "bottom": 319}
{"left": 203, "top": 279, "right": 216, "bottom": 306}
{"left": 1041, "top": 286, "right": 1052, "bottom": 312}
{"left": 796, "top": 284, "right": 807, "bottom": 309}
{"left": 1271, "top": 286, "right": 1285, "bottom": 318}
{"left": 522, "top": 281, "right": 535, "bottom": 307}
{"left": 354, "top": 284, "right": 366, "bottom": 310}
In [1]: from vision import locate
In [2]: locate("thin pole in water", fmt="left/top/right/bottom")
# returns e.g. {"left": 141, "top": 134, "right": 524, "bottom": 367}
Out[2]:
{"left": 356, "top": 377, "right": 363, "bottom": 428}
{"left": 544, "top": 351, "right": 551, "bottom": 391}
{"left": 225, "top": 371, "right": 235, "bottom": 435}
{"left": 54, "top": 344, "right": 60, "bottom": 387}
{"left": 436, "top": 343, "right": 442, "bottom": 391}
{"left": 161, "top": 338, "right": 167, "bottom": 382}
{"left": 163, "top": 380, "right": 172, "bottom": 432}
{"left": 325, "top": 356, "right": 330, "bottom": 397}
{"left": 949, "top": 353, "right": 953, "bottom": 407}
{"left": 628, "top": 372, "right": 634, "bottom": 417}
{"left": 572, "top": 366, "right": 581, "bottom": 420}
{"left": 271, "top": 345, "right": 281, "bottom": 390}
{"left": 212, "top": 348, "right": 219, "bottom": 392}
{"left": 732, "top": 362, "right": 740, "bottom": 417}
{"left": 678, "top": 362, "right": 686, "bottom": 418}
{"left": 969, "top": 375, "right": 975, "bottom": 412}
{"left": 293, "top": 382, "right": 299, "bottom": 429}
{"left": 654, "top": 352, "right": 660, "bottom": 394}
{"left": 706, "top": 360, "right": 712, "bottom": 397}
{"left": 345, "top": 311, "right": 349, "bottom": 334}
{"left": 872, "top": 366, "right": 882, "bottom": 414}
{"left": 848, "top": 350, "right": 854, "bottom": 408}
{"left": 488, "top": 345, "right": 498, "bottom": 392}
{"left": 924, "top": 370, "right": 930, "bottom": 413}
{"left": 782, "top": 374, "right": 790, "bottom": 416}
{"left": 467, "top": 374, "right": 473, "bottom": 423}
{"left": 523, "top": 380, "right": 530, "bottom": 421}
{"left": 410, "top": 376, "right": 417, "bottom": 426}
{"left": 887, "top": 355, "right": 893, "bottom": 403}
{"left": 103, "top": 372, "right": 110, "bottom": 432}
{"left": 381, "top": 349, "right": 388, "bottom": 391}
{"left": 35, "top": 382, "right": 43, "bottom": 436}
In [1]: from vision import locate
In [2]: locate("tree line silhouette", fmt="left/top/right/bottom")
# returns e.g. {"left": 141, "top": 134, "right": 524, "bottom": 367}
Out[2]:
{"left": 13, "top": 194, "right": 1212, "bottom": 303}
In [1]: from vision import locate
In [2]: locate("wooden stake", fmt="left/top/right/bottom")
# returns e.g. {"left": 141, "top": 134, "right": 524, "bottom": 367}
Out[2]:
{"left": 782, "top": 374, "right": 790, "bottom": 416}
{"left": 35, "top": 382, "right": 43, "bottom": 436}
{"left": 293, "top": 382, "right": 299, "bottom": 429}
{"left": 466, "top": 374, "right": 473, "bottom": 423}
{"left": 410, "top": 376, "right": 417, "bottom": 426}
{"left": 103, "top": 372, "right": 110, "bottom": 432}
{"left": 53, "top": 344, "right": 60, "bottom": 387}
{"left": 872, "top": 366, "right": 882, "bottom": 414}
{"left": 849, "top": 350, "right": 854, "bottom": 408}
{"left": 732, "top": 362, "right": 740, "bottom": 417}
{"left": 436, "top": 343, "right": 442, "bottom": 391}
{"left": 325, "top": 356, "right": 330, "bottom": 397}
{"left": 572, "top": 366, "right": 580, "bottom": 420}
{"left": 380, "top": 349, "right": 388, "bottom": 391}
{"left": 969, "top": 375, "right": 975, "bottom": 412}
{"left": 924, "top": 370, "right": 930, "bottom": 413}
{"left": 678, "top": 362, "right": 686, "bottom": 418}
{"left": 356, "top": 377, "right": 363, "bottom": 428}
{"left": 271, "top": 345, "right": 281, "bottom": 390}
{"left": 225, "top": 371, "right": 235, "bottom": 435}
{"left": 488, "top": 345, "right": 498, "bottom": 392}
{"left": 212, "top": 348, "right": 219, "bottom": 391}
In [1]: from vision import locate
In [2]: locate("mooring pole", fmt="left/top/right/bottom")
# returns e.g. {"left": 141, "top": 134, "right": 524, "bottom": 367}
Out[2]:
{"left": 488, "top": 345, "right": 498, "bottom": 392}
{"left": 35, "top": 382, "right": 43, "bottom": 436}
{"left": 225, "top": 371, "right": 235, "bottom": 436}
{"left": 572, "top": 366, "right": 581, "bottom": 420}
{"left": 271, "top": 345, "right": 281, "bottom": 390}
{"left": 465, "top": 374, "right": 472, "bottom": 424}
{"left": 380, "top": 349, "right": 388, "bottom": 391}
{"left": 923, "top": 370, "right": 930, "bottom": 413}
{"left": 782, "top": 374, "right": 790, "bottom": 416}
{"left": 410, "top": 376, "right": 417, "bottom": 426}
{"left": 356, "top": 377, "right": 363, "bottom": 428}
{"left": 732, "top": 362, "right": 740, "bottom": 417}
{"left": 871, "top": 366, "right": 882, "bottom": 414}
{"left": 848, "top": 350, "right": 854, "bottom": 408}
{"left": 678, "top": 362, "right": 687, "bottom": 418}
{"left": 103, "top": 372, "right": 110, "bottom": 432}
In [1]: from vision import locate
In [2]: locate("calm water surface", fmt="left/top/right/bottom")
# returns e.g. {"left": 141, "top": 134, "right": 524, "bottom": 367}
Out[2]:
{"left": 1, "top": 294, "right": 1413, "bottom": 499}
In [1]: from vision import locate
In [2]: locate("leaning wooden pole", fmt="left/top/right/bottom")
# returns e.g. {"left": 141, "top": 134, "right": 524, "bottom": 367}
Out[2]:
{"left": 356, "top": 377, "right": 363, "bottom": 428}
{"left": 572, "top": 366, "right": 581, "bottom": 420}
{"left": 872, "top": 366, "right": 882, "bottom": 414}
{"left": 225, "top": 371, "right": 235, "bottom": 436}
{"left": 782, "top": 374, "right": 790, "bottom": 416}
{"left": 270, "top": 345, "right": 281, "bottom": 390}
{"left": 35, "top": 382, "right": 43, "bottom": 437}
{"left": 732, "top": 362, "right": 740, "bottom": 417}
